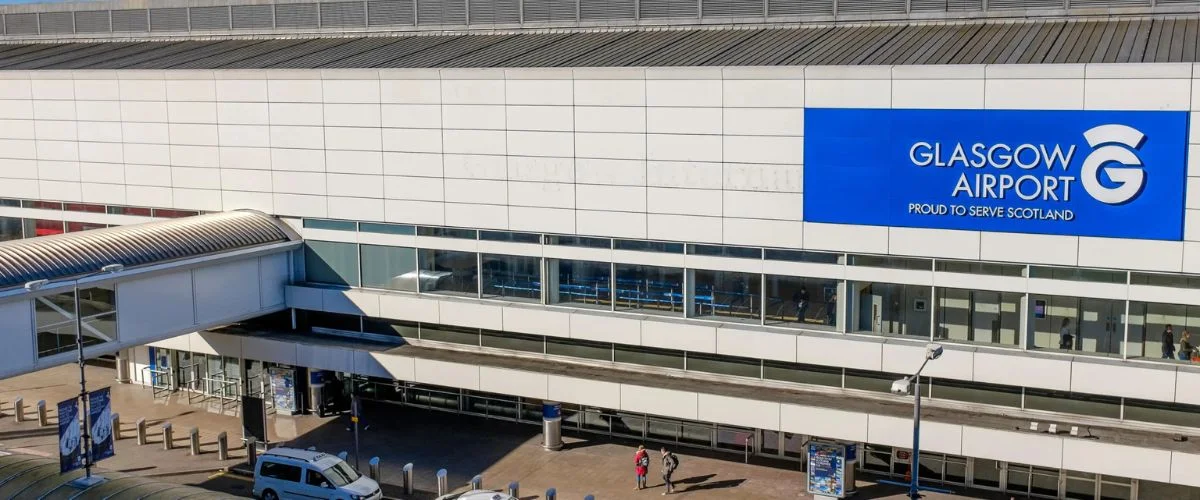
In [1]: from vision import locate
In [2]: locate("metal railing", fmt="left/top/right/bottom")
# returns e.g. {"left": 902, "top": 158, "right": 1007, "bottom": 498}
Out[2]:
{"left": 140, "top": 366, "right": 173, "bottom": 399}
{"left": 0, "top": 0, "right": 1194, "bottom": 41}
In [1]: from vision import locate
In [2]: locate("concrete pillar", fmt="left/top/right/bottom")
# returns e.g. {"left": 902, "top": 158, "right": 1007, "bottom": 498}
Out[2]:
{"left": 188, "top": 427, "right": 200, "bottom": 456}
{"left": 136, "top": 417, "right": 147, "bottom": 445}
{"left": 402, "top": 463, "right": 414, "bottom": 495}
{"left": 162, "top": 423, "right": 174, "bottom": 451}
{"left": 13, "top": 397, "right": 24, "bottom": 423}
{"left": 217, "top": 432, "right": 229, "bottom": 460}
{"left": 36, "top": 400, "right": 48, "bottom": 427}
{"left": 436, "top": 469, "right": 448, "bottom": 496}
{"left": 368, "top": 457, "right": 380, "bottom": 481}
{"left": 111, "top": 413, "right": 121, "bottom": 440}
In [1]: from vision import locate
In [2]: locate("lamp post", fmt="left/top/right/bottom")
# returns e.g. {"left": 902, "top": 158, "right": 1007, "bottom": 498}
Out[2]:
{"left": 26, "top": 263, "right": 124, "bottom": 482}
{"left": 890, "top": 343, "right": 944, "bottom": 500}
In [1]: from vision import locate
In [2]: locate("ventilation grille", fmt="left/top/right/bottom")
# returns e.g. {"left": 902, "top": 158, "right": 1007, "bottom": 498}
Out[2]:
{"left": 640, "top": 0, "right": 698, "bottom": 19}
{"left": 523, "top": 0, "right": 577, "bottom": 22}
{"left": 986, "top": 0, "right": 1061, "bottom": 9}
{"left": 111, "top": 9, "right": 149, "bottom": 32}
{"left": 189, "top": 6, "right": 231, "bottom": 30}
{"left": 417, "top": 0, "right": 467, "bottom": 25}
{"left": 703, "top": 0, "right": 764, "bottom": 17}
{"left": 231, "top": 4, "right": 274, "bottom": 29}
{"left": 836, "top": 0, "right": 906, "bottom": 14}
{"left": 321, "top": 2, "right": 367, "bottom": 27}
{"left": 1070, "top": 0, "right": 1149, "bottom": 7}
{"left": 580, "top": 0, "right": 635, "bottom": 20}
{"left": 38, "top": 12, "right": 74, "bottom": 34}
{"left": 5, "top": 13, "right": 39, "bottom": 35}
{"left": 74, "top": 10, "right": 111, "bottom": 33}
{"left": 470, "top": 0, "right": 521, "bottom": 24}
{"left": 368, "top": 0, "right": 416, "bottom": 25}
{"left": 150, "top": 8, "right": 189, "bottom": 31}
{"left": 767, "top": 0, "right": 834, "bottom": 16}
{"left": 276, "top": 3, "right": 319, "bottom": 28}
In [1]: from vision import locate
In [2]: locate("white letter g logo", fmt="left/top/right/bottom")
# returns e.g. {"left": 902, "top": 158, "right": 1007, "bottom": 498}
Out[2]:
{"left": 1081, "top": 124, "right": 1147, "bottom": 205}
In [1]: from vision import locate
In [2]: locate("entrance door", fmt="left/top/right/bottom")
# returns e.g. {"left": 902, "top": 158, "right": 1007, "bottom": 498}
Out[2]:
{"left": 1079, "top": 298, "right": 1123, "bottom": 356}
{"left": 153, "top": 348, "right": 173, "bottom": 389}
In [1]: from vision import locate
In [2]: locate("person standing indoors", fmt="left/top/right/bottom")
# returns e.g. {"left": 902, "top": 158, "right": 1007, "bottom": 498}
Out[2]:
{"left": 1058, "top": 318, "right": 1073, "bottom": 350}
{"left": 1180, "top": 330, "right": 1194, "bottom": 362}
{"left": 660, "top": 447, "right": 679, "bottom": 495}
{"left": 634, "top": 445, "right": 650, "bottom": 490}
{"left": 1163, "top": 324, "right": 1176, "bottom": 360}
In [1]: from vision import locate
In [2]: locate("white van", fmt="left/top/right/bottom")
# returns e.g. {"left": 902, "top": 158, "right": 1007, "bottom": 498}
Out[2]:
{"left": 253, "top": 447, "right": 382, "bottom": 500}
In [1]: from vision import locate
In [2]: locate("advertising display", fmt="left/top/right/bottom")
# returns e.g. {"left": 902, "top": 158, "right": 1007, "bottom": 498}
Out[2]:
{"left": 268, "top": 367, "right": 297, "bottom": 415}
{"left": 88, "top": 388, "right": 115, "bottom": 463}
{"left": 57, "top": 398, "right": 82, "bottom": 474}
{"left": 807, "top": 441, "right": 847, "bottom": 498}
{"left": 803, "top": 108, "right": 1190, "bottom": 240}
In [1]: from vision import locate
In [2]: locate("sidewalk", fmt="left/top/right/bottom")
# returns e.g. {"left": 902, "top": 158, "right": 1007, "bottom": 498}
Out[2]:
{"left": 0, "top": 364, "right": 1003, "bottom": 499}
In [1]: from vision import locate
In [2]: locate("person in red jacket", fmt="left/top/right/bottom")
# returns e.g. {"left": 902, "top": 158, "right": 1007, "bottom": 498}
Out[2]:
{"left": 634, "top": 445, "right": 650, "bottom": 490}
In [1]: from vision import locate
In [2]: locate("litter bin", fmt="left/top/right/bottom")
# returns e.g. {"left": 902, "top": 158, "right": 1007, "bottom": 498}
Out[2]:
{"left": 542, "top": 401, "right": 562, "bottom": 451}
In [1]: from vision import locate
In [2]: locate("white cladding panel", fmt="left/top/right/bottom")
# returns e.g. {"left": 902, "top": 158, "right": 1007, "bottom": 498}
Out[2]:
{"left": 193, "top": 258, "right": 261, "bottom": 323}
{"left": 0, "top": 300, "right": 34, "bottom": 379}
{"left": 117, "top": 270, "right": 196, "bottom": 343}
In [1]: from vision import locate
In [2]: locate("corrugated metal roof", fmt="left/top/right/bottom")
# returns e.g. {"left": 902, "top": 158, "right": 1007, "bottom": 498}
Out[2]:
{"left": 0, "top": 452, "right": 236, "bottom": 499}
{"left": 0, "top": 17, "right": 1198, "bottom": 68}
{"left": 0, "top": 210, "right": 299, "bottom": 291}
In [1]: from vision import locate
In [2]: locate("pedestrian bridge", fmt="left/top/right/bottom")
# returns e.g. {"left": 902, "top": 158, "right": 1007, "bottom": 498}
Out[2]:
{"left": 0, "top": 210, "right": 301, "bottom": 380}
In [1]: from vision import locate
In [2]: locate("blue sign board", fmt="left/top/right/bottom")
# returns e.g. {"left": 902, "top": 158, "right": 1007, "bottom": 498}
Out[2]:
{"left": 803, "top": 108, "right": 1190, "bottom": 241}
{"left": 807, "top": 441, "right": 846, "bottom": 498}
{"left": 57, "top": 398, "right": 82, "bottom": 474}
{"left": 89, "top": 387, "right": 115, "bottom": 463}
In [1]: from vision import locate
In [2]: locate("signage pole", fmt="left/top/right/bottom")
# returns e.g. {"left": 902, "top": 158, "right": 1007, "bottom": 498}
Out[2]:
{"left": 74, "top": 279, "right": 93, "bottom": 481}
{"left": 352, "top": 394, "right": 361, "bottom": 470}
{"left": 909, "top": 373, "right": 922, "bottom": 500}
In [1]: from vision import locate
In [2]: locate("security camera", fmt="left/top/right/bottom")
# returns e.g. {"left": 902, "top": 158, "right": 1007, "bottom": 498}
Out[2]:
{"left": 926, "top": 344, "right": 944, "bottom": 361}
{"left": 891, "top": 377, "right": 912, "bottom": 395}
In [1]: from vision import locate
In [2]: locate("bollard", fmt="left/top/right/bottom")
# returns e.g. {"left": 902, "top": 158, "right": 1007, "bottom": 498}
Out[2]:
{"left": 470, "top": 474, "right": 482, "bottom": 490}
{"left": 507, "top": 481, "right": 519, "bottom": 497}
{"left": 546, "top": 487, "right": 557, "bottom": 500}
{"left": 436, "top": 469, "right": 448, "bottom": 496}
{"left": 189, "top": 427, "right": 201, "bottom": 456}
{"left": 402, "top": 463, "right": 414, "bottom": 495}
{"left": 136, "top": 417, "right": 147, "bottom": 445}
{"left": 13, "top": 397, "right": 24, "bottom": 423}
{"left": 162, "top": 423, "right": 174, "bottom": 451}
{"left": 112, "top": 413, "right": 121, "bottom": 440}
{"left": 36, "top": 400, "right": 48, "bottom": 427}
{"left": 337, "top": 451, "right": 348, "bottom": 461}
{"left": 368, "top": 457, "right": 380, "bottom": 481}
{"left": 247, "top": 437, "right": 259, "bottom": 467}
{"left": 585, "top": 495, "right": 595, "bottom": 500}
{"left": 217, "top": 432, "right": 229, "bottom": 460}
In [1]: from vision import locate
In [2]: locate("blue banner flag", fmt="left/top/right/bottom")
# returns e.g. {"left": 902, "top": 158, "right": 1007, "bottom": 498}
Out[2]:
{"left": 89, "top": 387, "right": 115, "bottom": 462}
{"left": 57, "top": 398, "right": 82, "bottom": 474}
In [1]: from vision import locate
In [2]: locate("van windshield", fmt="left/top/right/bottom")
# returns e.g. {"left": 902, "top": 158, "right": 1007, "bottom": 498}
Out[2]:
{"left": 323, "top": 461, "right": 361, "bottom": 487}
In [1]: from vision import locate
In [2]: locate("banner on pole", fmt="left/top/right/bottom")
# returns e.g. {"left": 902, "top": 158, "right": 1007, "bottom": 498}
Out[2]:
{"left": 57, "top": 398, "right": 82, "bottom": 474}
{"left": 88, "top": 387, "right": 115, "bottom": 462}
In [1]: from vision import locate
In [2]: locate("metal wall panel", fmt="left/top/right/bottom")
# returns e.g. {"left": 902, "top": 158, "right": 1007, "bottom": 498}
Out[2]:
{"left": 703, "top": 0, "right": 765, "bottom": 17}
{"left": 368, "top": 0, "right": 417, "bottom": 25}
{"left": 111, "top": 9, "right": 149, "bottom": 32}
{"left": 150, "top": 8, "right": 189, "bottom": 32}
{"left": 189, "top": 6, "right": 232, "bottom": 30}
{"left": 74, "top": 11, "right": 111, "bottom": 33}
{"left": 276, "top": 3, "right": 319, "bottom": 28}
{"left": 4, "top": 14, "right": 39, "bottom": 35}
{"left": 523, "top": 0, "right": 578, "bottom": 23}
{"left": 231, "top": 4, "right": 274, "bottom": 29}
{"left": 640, "top": 0, "right": 699, "bottom": 19}
{"left": 469, "top": 0, "right": 521, "bottom": 24}
{"left": 38, "top": 12, "right": 74, "bottom": 35}
{"left": 837, "top": 0, "right": 906, "bottom": 14}
{"left": 767, "top": 0, "right": 835, "bottom": 16}
{"left": 321, "top": 2, "right": 367, "bottom": 27}
{"left": 580, "top": 0, "right": 636, "bottom": 20}
{"left": 417, "top": 0, "right": 467, "bottom": 25}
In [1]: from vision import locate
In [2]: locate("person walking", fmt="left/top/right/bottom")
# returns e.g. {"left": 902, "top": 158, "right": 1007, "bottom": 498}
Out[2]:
{"left": 634, "top": 445, "right": 650, "bottom": 490}
{"left": 1180, "top": 330, "right": 1194, "bottom": 361}
{"left": 1163, "top": 325, "right": 1176, "bottom": 360}
{"left": 660, "top": 447, "right": 679, "bottom": 495}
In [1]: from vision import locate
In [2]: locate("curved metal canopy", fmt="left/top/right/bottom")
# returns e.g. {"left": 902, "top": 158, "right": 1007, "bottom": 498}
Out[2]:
{"left": 0, "top": 210, "right": 299, "bottom": 291}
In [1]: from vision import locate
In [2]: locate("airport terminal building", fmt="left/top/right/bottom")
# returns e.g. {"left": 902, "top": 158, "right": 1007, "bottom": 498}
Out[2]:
{"left": 0, "top": 1, "right": 1199, "bottom": 498}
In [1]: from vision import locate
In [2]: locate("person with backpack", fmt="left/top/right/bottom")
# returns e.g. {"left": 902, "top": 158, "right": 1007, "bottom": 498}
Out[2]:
{"left": 634, "top": 445, "right": 650, "bottom": 490}
{"left": 660, "top": 447, "right": 679, "bottom": 495}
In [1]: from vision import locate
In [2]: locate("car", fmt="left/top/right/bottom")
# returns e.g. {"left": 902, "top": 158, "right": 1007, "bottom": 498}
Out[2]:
{"left": 252, "top": 447, "right": 382, "bottom": 500}
{"left": 435, "top": 490, "right": 519, "bottom": 500}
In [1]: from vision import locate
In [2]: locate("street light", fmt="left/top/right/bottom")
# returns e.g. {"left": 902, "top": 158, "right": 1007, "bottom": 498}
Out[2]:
{"left": 26, "top": 263, "right": 124, "bottom": 484}
{"left": 892, "top": 344, "right": 944, "bottom": 500}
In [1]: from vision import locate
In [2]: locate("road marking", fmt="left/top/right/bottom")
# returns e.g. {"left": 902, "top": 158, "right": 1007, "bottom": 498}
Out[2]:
{"left": 208, "top": 472, "right": 225, "bottom": 479}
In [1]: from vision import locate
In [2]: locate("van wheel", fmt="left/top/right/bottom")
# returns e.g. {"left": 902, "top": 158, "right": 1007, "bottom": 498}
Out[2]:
{"left": 261, "top": 489, "right": 278, "bottom": 500}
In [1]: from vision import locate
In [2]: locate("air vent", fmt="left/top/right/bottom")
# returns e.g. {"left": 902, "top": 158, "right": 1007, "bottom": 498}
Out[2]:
{"left": 469, "top": 0, "right": 520, "bottom": 24}
{"left": 703, "top": 0, "right": 764, "bottom": 17}
{"left": 276, "top": 3, "right": 319, "bottom": 28}
{"left": 38, "top": 12, "right": 74, "bottom": 34}
{"left": 368, "top": 0, "right": 416, "bottom": 25}
{"left": 417, "top": 0, "right": 467, "bottom": 25}
{"left": 321, "top": 2, "right": 367, "bottom": 27}
{"left": 231, "top": 4, "right": 274, "bottom": 29}
{"left": 640, "top": 0, "right": 698, "bottom": 19}
{"left": 111, "top": 9, "right": 149, "bottom": 32}
{"left": 74, "top": 10, "right": 111, "bottom": 33}
{"left": 5, "top": 13, "right": 40, "bottom": 35}
{"left": 149, "top": 8, "right": 189, "bottom": 32}
{"left": 189, "top": 6, "right": 231, "bottom": 30}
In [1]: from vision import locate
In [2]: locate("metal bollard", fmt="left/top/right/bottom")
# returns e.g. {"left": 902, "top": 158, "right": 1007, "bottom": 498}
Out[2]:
{"left": 136, "top": 418, "right": 147, "bottom": 445}
{"left": 470, "top": 474, "right": 482, "bottom": 490}
{"left": 368, "top": 457, "right": 380, "bottom": 481}
{"left": 546, "top": 487, "right": 557, "bottom": 500}
{"left": 247, "top": 437, "right": 259, "bottom": 467}
{"left": 507, "top": 481, "right": 519, "bottom": 497}
{"left": 337, "top": 451, "right": 348, "bottom": 461}
{"left": 36, "top": 400, "right": 48, "bottom": 427}
{"left": 162, "top": 423, "right": 174, "bottom": 450}
{"left": 585, "top": 495, "right": 595, "bottom": 500}
{"left": 112, "top": 413, "right": 121, "bottom": 440}
{"left": 402, "top": 463, "right": 414, "bottom": 495}
{"left": 13, "top": 397, "right": 23, "bottom": 423}
{"left": 436, "top": 469, "right": 448, "bottom": 496}
{"left": 217, "top": 432, "right": 229, "bottom": 460}
{"left": 189, "top": 427, "right": 201, "bottom": 456}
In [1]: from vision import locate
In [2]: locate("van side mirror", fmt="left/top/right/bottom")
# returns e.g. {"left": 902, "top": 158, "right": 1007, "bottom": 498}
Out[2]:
{"left": 321, "top": 482, "right": 330, "bottom": 489}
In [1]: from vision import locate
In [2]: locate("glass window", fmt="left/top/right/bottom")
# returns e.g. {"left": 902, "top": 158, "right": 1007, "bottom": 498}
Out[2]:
{"left": 687, "top": 353, "right": 760, "bottom": 378}
{"left": 845, "top": 369, "right": 915, "bottom": 394}
{"left": 1127, "top": 301, "right": 1200, "bottom": 360}
{"left": 1131, "top": 272, "right": 1200, "bottom": 289}
{"left": 24, "top": 219, "right": 63, "bottom": 237}
{"left": 306, "top": 469, "right": 331, "bottom": 487}
{"left": 762, "top": 361, "right": 842, "bottom": 388}
{"left": 934, "top": 260, "right": 1024, "bottom": 277}
{"left": 359, "top": 222, "right": 415, "bottom": 235}
{"left": 480, "top": 330, "right": 544, "bottom": 353}
{"left": 63, "top": 203, "right": 106, "bottom": 213}
{"left": 363, "top": 318, "right": 418, "bottom": 339}
{"left": 23, "top": 200, "right": 62, "bottom": 210}
{"left": 420, "top": 325, "right": 480, "bottom": 346}
{"left": 107, "top": 205, "right": 153, "bottom": 217}
{"left": 360, "top": 245, "right": 418, "bottom": 292}
{"left": 152, "top": 208, "right": 199, "bottom": 218}
{"left": 323, "top": 461, "right": 360, "bottom": 487}
{"left": 1064, "top": 471, "right": 1097, "bottom": 500}
{"left": 614, "top": 239, "right": 684, "bottom": 253}
{"left": 35, "top": 286, "right": 116, "bottom": 358}
{"left": 1029, "top": 265, "right": 1126, "bottom": 283}
{"left": 546, "top": 337, "right": 611, "bottom": 361}
{"left": 851, "top": 281, "right": 931, "bottom": 338}
{"left": 929, "top": 378, "right": 1021, "bottom": 408}
{"left": 481, "top": 254, "right": 541, "bottom": 302}
{"left": 1024, "top": 389, "right": 1121, "bottom": 419}
{"left": 260, "top": 462, "right": 302, "bottom": 482}
{"left": 0, "top": 216, "right": 22, "bottom": 241}
{"left": 545, "top": 235, "right": 610, "bottom": 248}
{"left": 848, "top": 254, "right": 931, "bottom": 270}
{"left": 417, "top": 226, "right": 477, "bottom": 239}
{"left": 934, "top": 288, "right": 1021, "bottom": 347}
{"left": 0, "top": 198, "right": 19, "bottom": 207}
{"left": 692, "top": 270, "right": 761, "bottom": 322}
{"left": 614, "top": 264, "right": 683, "bottom": 315}
{"left": 549, "top": 259, "right": 611, "bottom": 309}
{"left": 971, "top": 458, "right": 1001, "bottom": 488}
{"left": 764, "top": 249, "right": 841, "bottom": 264}
{"left": 304, "top": 311, "right": 362, "bottom": 333}
{"left": 614, "top": 345, "right": 683, "bottom": 369}
{"left": 418, "top": 249, "right": 478, "bottom": 296}
{"left": 1123, "top": 399, "right": 1200, "bottom": 428}
{"left": 66, "top": 221, "right": 107, "bottom": 232}
{"left": 687, "top": 244, "right": 762, "bottom": 259}
{"left": 303, "top": 218, "right": 357, "bottom": 231}
{"left": 304, "top": 241, "right": 360, "bottom": 287}
{"left": 1030, "top": 295, "right": 1124, "bottom": 356}
{"left": 764, "top": 275, "right": 838, "bottom": 329}
{"left": 1138, "top": 480, "right": 1200, "bottom": 500}
{"left": 480, "top": 230, "right": 540, "bottom": 243}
